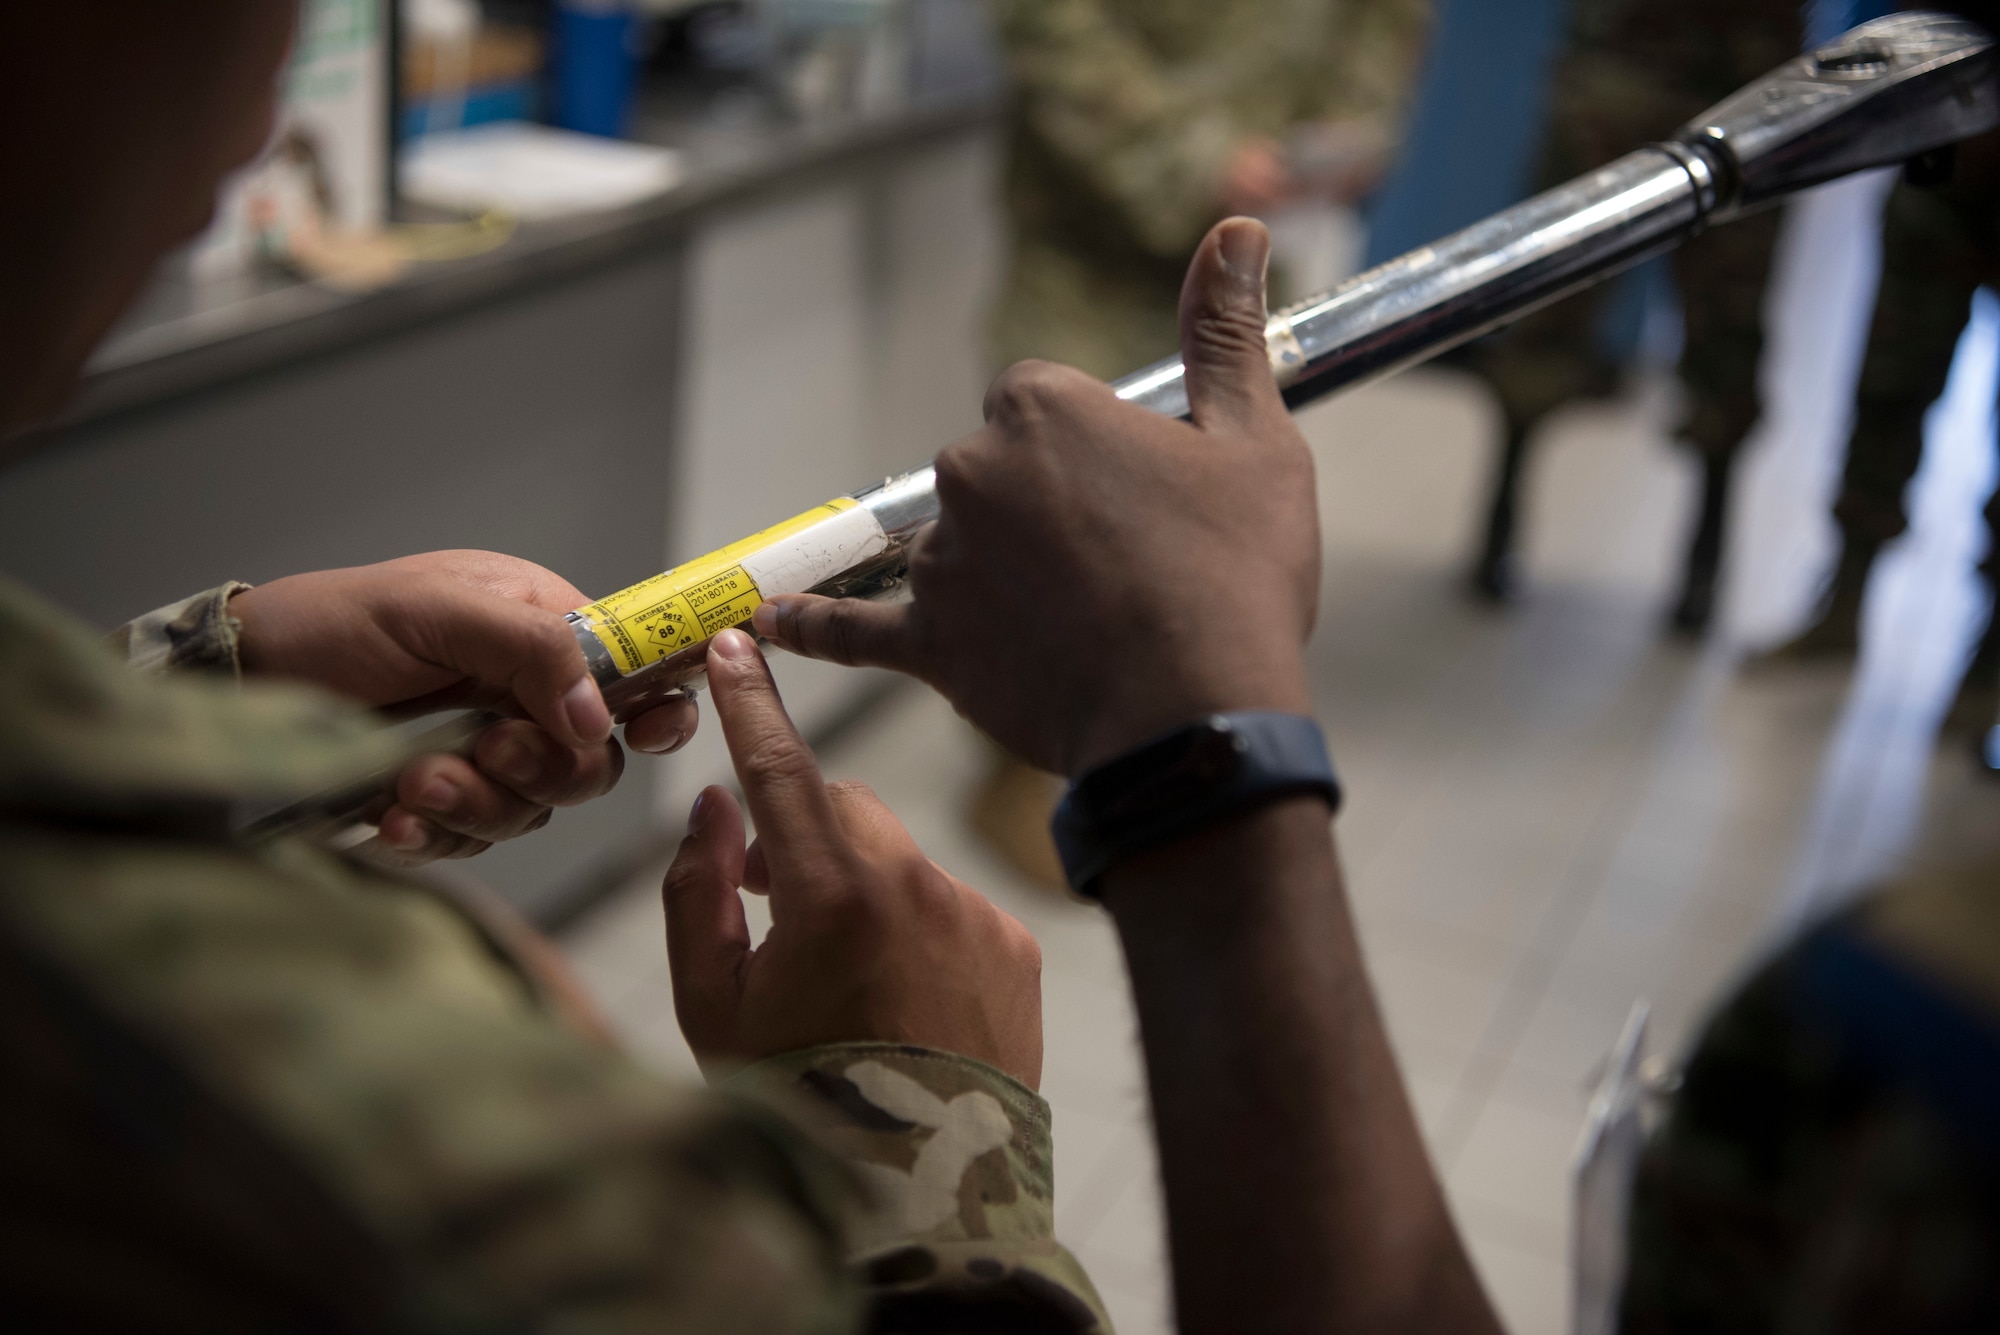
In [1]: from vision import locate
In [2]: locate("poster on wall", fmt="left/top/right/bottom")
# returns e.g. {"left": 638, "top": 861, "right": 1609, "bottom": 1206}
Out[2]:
{"left": 192, "top": 0, "right": 392, "bottom": 282}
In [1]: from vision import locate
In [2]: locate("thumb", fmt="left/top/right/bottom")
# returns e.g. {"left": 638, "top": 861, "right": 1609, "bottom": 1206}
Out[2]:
{"left": 1179, "top": 217, "right": 1285, "bottom": 434}
{"left": 385, "top": 576, "right": 612, "bottom": 748}
{"left": 661, "top": 786, "right": 751, "bottom": 1067}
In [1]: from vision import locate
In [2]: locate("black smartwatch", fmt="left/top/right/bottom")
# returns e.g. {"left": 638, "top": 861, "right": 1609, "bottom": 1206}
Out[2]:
{"left": 1050, "top": 711, "right": 1341, "bottom": 898}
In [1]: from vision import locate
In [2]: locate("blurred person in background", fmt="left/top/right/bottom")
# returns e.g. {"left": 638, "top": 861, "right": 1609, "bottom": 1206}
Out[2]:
{"left": 1457, "top": 0, "right": 1804, "bottom": 633}
{"left": 987, "top": 0, "right": 1430, "bottom": 379}
{"left": 974, "top": 0, "right": 1431, "bottom": 886}
{"left": 1755, "top": 86, "right": 2000, "bottom": 745}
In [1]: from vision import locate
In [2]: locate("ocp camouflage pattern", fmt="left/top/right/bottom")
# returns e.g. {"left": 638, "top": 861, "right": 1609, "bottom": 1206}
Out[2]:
{"left": 1456, "top": 0, "right": 1802, "bottom": 457}
{"left": 989, "top": 0, "right": 1431, "bottom": 379}
{"left": 1832, "top": 146, "right": 2000, "bottom": 551}
{"left": 0, "top": 575, "right": 1108, "bottom": 1331}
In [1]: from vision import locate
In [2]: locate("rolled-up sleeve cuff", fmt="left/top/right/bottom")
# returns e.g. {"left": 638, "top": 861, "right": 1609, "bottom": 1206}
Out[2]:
{"left": 728, "top": 1042, "right": 1113, "bottom": 1332}
{"left": 108, "top": 582, "right": 254, "bottom": 678}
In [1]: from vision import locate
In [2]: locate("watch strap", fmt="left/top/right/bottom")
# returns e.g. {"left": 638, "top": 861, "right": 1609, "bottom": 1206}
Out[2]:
{"left": 1051, "top": 711, "right": 1340, "bottom": 898}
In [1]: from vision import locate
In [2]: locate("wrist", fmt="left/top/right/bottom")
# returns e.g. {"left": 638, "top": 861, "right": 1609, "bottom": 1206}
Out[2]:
{"left": 1098, "top": 795, "right": 1339, "bottom": 924}
{"left": 225, "top": 583, "right": 271, "bottom": 675}
{"left": 224, "top": 578, "right": 318, "bottom": 679}
{"left": 1054, "top": 708, "right": 1337, "bottom": 897}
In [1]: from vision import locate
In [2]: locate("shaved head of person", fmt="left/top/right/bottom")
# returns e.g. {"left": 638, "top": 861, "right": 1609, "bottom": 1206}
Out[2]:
{"left": 0, "top": 3, "right": 298, "bottom": 438}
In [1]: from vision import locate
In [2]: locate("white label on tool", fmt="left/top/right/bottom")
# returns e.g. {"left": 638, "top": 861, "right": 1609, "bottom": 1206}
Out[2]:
{"left": 740, "top": 501, "right": 889, "bottom": 596}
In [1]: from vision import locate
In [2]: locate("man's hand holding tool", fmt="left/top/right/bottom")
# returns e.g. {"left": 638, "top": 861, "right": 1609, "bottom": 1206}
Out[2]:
{"left": 753, "top": 220, "right": 1324, "bottom": 779}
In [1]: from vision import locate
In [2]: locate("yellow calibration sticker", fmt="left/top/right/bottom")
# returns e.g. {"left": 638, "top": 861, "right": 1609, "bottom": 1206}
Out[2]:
{"left": 574, "top": 498, "right": 878, "bottom": 675}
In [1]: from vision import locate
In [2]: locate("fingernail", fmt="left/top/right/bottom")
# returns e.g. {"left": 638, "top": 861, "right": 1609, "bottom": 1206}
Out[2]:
{"left": 632, "top": 724, "right": 692, "bottom": 756}
{"left": 751, "top": 600, "right": 783, "bottom": 638}
{"left": 488, "top": 737, "right": 536, "bottom": 786}
{"left": 1218, "top": 219, "right": 1268, "bottom": 294}
{"left": 416, "top": 776, "right": 458, "bottom": 814}
{"left": 712, "top": 628, "right": 757, "bottom": 661}
{"left": 381, "top": 817, "right": 427, "bottom": 852}
{"left": 562, "top": 677, "right": 613, "bottom": 745}
{"left": 688, "top": 788, "right": 712, "bottom": 834}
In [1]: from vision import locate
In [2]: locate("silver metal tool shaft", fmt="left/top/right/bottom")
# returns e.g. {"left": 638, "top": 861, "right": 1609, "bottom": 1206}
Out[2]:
{"left": 251, "top": 13, "right": 1995, "bottom": 844}
{"left": 1117, "top": 12, "right": 1998, "bottom": 419}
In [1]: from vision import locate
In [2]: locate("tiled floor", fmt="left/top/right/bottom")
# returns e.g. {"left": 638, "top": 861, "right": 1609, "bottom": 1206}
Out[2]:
{"left": 560, "top": 172, "right": 2000, "bottom": 1335}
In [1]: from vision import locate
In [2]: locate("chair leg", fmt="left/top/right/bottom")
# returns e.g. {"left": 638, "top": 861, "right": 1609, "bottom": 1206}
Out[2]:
{"left": 1669, "top": 451, "right": 1736, "bottom": 636}
{"left": 1470, "top": 421, "right": 1533, "bottom": 603}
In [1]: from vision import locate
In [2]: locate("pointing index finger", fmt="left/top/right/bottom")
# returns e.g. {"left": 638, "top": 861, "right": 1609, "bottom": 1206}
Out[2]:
{"left": 704, "top": 629, "right": 850, "bottom": 896}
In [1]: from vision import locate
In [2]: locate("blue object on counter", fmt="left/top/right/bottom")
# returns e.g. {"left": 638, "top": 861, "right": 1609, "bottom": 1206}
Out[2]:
{"left": 404, "top": 82, "right": 539, "bottom": 139}
{"left": 551, "top": 3, "right": 641, "bottom": 139}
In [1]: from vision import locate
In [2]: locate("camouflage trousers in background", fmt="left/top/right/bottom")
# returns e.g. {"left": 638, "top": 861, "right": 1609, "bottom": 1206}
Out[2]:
{"left": 988, "top": 237, "right": 1327, "bottom": 386}
{"left": 1447, "top": 0, "right": 1803, "bottom": 621}
{"left": 989, "top": 239, "right": 1185, "bottom": 385}
{"left": 1836, "top": 166, "right": 2000, "bottom": 567}
{"left": 1456, "top": 0, "right": 1803, "bottom": 460}
{"left": 1464, "top": 204, "right": 1785, "bottom": 460}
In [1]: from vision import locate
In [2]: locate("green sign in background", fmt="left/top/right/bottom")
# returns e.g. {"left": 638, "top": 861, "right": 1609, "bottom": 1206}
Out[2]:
{"left": 286, "top": 0, "right": 381, "bottom": 103}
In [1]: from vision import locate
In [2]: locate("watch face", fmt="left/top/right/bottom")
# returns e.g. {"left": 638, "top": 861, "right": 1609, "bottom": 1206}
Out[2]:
{"left": 1083, "top": 716, "right": 1249, "bottom": 825}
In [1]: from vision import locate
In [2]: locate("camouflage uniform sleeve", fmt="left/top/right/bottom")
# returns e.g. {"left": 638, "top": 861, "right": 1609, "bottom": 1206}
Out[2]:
{"left": 4, "top": 576, "right": 1108, "bottom": 1330}
{"left": 991, "top": 0, "right": 1242, "bottom": 259}
{"left": 4, "top": 573, "right": 873, "bottom": 1331}
{"left": 106, "top": 581, "right": 253, "bottom": 678}
{"left": 732, "top": 1044, "right": 1114, "bottom": 1332}
{"left": 2, "top": 822, "right": 873, "bottom": 1333}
